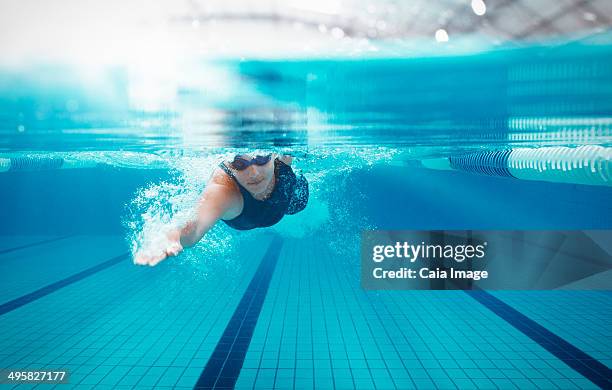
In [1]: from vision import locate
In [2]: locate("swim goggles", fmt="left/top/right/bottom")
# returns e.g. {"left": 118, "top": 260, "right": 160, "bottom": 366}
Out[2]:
{"left": 230, "top": 154, "right": 272, "bottom": 170}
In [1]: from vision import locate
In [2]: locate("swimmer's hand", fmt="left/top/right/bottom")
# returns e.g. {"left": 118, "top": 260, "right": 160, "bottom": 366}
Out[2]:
{"left": 134, "top": 182, "right": 235, "bottom": 267}
{"left": 134, "top": 229, "right": 183, "bottom": 267}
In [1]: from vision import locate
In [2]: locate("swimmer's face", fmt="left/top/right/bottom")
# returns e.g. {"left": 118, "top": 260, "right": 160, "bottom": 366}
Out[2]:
{"left": 231, "top": 154, "right": 275, "bottom": 195}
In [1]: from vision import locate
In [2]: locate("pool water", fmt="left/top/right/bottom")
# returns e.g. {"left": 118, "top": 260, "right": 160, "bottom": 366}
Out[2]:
{"left": 0, "top": 41, "right": 611, "bottom": 389}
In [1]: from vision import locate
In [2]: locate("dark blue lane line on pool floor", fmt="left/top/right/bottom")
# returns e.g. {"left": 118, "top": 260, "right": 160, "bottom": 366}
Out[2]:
{"left": 194, "top": 235, "right": 284, "bottom": 390}
{"left": 0, "top": 253, "right": 129, "bottom": 316}
{"left": 0, "top": 234, "right": 76, "bottom": 255}
{"left": 467, "top": 290, "right": 612, "bottom": 389}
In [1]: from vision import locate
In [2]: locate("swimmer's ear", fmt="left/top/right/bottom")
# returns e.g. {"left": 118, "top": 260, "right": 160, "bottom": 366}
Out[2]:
{"left": 286, "top": 175, "right": 309, "bottom": 215}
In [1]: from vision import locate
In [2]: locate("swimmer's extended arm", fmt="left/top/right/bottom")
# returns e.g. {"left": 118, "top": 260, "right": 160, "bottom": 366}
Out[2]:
{"left": 177, "top": 183, "right": 235, "bottom": 248}
{"left": 134, "top": 182, "right": 237, "bottom": 266}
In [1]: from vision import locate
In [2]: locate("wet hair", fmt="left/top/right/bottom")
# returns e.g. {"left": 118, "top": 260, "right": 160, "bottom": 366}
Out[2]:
{"left": 286, "top": 174, "right": 309, "bottom": 215}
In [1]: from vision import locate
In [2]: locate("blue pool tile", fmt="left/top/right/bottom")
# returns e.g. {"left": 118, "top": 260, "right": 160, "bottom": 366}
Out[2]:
{"left": 472, "top": 377, "right": 496, "bottom": 389}
{"left": 411, "top": 378, "right": 437, "bottom": 389}
{"left": 353, "top": 377, "right": 375, "bottom": 389}
{"left": 468, "top": 291, "right": 611, "bottom": 389}
{"left": 431, "top": 377, "right": 457, "bottom": 389}
{"left": 4, "top": 235, "right": 610, "bottom": 390}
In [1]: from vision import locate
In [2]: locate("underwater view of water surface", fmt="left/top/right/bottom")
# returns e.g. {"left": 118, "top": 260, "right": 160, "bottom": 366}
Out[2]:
{"left": 1, "top": 38, "right": 611, "bottom": 389}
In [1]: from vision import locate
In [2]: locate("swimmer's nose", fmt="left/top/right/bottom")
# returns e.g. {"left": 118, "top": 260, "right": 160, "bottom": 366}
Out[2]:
{"left": 247, "top": 165, "right": 260, "bottom": 178}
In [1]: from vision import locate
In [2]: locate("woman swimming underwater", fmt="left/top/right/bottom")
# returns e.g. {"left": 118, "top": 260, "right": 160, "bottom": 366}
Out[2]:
{"left": 134, "top": 152, "right": 309, "bottom": 266}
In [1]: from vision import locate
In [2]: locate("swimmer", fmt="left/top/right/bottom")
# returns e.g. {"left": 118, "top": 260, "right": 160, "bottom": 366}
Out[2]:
{"left": 134, "top": 152, "right": 309, "bottom": 266}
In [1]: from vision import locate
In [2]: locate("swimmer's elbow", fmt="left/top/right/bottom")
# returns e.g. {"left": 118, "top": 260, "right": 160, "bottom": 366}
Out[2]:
{"left": 180, "top": 207, "right": 225, "bottom": 248}
{"left": 178, "top": 221, "right": 198, "bottom": 248}
{"left": 178, "top": 183, "right": 233, "bottom": 248}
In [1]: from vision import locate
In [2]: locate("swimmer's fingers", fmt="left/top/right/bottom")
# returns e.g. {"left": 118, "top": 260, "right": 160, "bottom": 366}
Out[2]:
{"left": 133, "top": 251, "right": 167, "bottom": 267}
{"left": 148, "top": 243, "right": 182, "bottom": 267}
{"left": 165, "top": 242, "right": 183, "bottom": 257}
{"left": 134, "top": 242, "right": 182, "bottom": 267}
{"left": 147, "top": 252, "right": 168, "bottom": 267}
{"left": 134, "top": 252, "right": 151, "bottom": 266}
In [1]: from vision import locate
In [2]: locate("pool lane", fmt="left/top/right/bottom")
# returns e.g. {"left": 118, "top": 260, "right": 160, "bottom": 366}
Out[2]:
{"left": 491, "top": 291, "right": 612, "bottom": 365}
{"left": 234, "top": 237, "right": 606, "bottom": 389}
{"left": 468, "top": 290, "right": 611, "bottom": 389}
{"left": 0, "top": 235, "right": 130, "bottom": 303}
{"left": 0, "top": 253, "right": 128, "bottom": 316}
{"left": 1, "top": 233, "right": 609, "bottom": 389}
{"left": 194, "top": 234, "right": 283, "bottom": 389}
{"left": 0, "top": 232, "right": 274, "bottom": 389}
{"left": 0, "top": 235, "right": 75, "bottom": 255}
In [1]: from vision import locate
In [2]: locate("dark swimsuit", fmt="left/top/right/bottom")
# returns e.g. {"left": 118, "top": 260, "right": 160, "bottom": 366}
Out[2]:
{"left": 219, "top": 158, "right": 298, "bottom": 230}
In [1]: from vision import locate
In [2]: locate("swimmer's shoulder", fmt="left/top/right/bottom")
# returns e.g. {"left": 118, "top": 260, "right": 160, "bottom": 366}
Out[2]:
{"left": 207, "top": 165, "right": 243, "bottom": 218}
{"left": 209, "top": 164, "right": 235, "bottom": 186}
{"left": 276, "top": 153, "right": 293, "bottom": 165}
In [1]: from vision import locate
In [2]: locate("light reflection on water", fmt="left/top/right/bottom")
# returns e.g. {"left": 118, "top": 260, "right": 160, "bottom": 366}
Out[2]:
{"left": 1, "top": 43, "right": 611, "bottom": 153}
